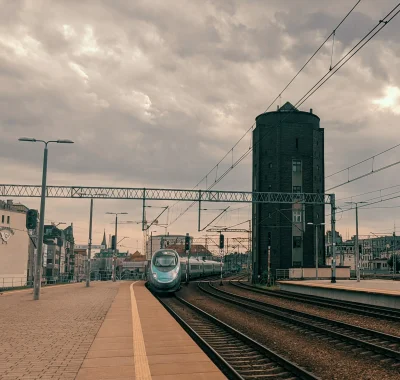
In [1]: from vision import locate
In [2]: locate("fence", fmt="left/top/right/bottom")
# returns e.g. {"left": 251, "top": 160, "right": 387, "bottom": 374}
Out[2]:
{"left": 0, "top": 276, "right": 73, "bottom": 290}
{"left": 0, "top": 271, "right": 148, "bottom": 291}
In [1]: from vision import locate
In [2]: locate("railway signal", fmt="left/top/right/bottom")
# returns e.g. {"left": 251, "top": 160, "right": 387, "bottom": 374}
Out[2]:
{"left": 26, "top": 209, "right": 38, "bottom": 230}
{"left": 185, "top": 234, "right": 190, "bottom": 252}
{"left": 219, "top": 234, "right": 224, "bottom": 249}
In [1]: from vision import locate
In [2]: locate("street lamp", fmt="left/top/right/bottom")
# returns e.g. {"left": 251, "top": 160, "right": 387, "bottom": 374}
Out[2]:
{"left": 345, "top": 201, "right": 367, "bottom": 282}
{"left": 307, "top": 222, "right": 325, "bottom": 280}
{"left": 19, "top": 137, "right": 74, "bottom": 300}
{"left": 106, "top": 212, "right": 128, "bottom": 281}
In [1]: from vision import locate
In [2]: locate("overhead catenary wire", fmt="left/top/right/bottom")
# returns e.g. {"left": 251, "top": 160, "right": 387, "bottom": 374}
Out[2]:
{"left": 167, "top": 1, "right": 363, "bottom": 226}
{"left": 326, "top": 143, "right": 400, "bottom": 179}
{"left": 170, "top": 2, "right": 399, "bottom": 226}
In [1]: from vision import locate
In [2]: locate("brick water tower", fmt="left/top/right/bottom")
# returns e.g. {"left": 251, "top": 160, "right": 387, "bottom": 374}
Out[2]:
{"left": 252, "top": 102, "right": 325, "bottom": 279}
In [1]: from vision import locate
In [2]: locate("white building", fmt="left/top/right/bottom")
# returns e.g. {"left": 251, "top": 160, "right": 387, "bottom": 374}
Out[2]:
{"left": 0, "top": 200, "right": 30, "bottom": 284}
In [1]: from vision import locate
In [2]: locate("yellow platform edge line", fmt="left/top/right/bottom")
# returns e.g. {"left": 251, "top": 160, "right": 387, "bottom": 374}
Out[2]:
{"left": 130, "top": 282, "right": 152, "bottom": 380}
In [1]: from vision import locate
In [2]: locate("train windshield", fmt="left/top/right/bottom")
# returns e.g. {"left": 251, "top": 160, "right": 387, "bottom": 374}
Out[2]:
{"left": 153, "top": 251, "right": 177, "bottom": 268}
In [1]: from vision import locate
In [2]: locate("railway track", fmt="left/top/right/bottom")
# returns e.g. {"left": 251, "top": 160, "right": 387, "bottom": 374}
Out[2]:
{"left": 156, "top": 293, "right": 319, "bottom": 380}
{"left": 199, "top": 281, "right": 400, "bottom": 367}
{"left": 231, "top": 280, "right": 400, "bottom": 322}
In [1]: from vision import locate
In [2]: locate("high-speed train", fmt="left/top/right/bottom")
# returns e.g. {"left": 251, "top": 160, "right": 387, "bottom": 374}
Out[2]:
{"left": 147, "top": 249, "right": 227, "bottom": 293}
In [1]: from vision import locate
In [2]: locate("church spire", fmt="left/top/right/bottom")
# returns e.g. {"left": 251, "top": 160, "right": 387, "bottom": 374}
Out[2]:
{"left": 101, "top": 229, "right": 107, "bottom": 249}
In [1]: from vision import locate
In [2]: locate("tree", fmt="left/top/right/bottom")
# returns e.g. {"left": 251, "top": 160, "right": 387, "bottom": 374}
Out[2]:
{"left": 387, "top": 254, "right": 400, "bottom": 272}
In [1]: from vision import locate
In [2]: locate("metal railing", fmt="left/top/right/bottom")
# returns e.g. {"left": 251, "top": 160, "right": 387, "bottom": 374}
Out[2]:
{"left": 0, "top": 276, "right": 74, "bottom": 290}
{"left": 276, "top": 269, "right": 290, "bottom": 280}
{"left": 0, "top": 271, "right": 148, "bottom": 291}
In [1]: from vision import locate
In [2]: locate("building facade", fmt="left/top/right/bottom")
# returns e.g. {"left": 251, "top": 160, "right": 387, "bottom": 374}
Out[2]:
{"left": 0, "top": 200, "right": 30, "bottom": 282}
{"left": 252, "top": 102, "right": 325, "bottom": 278}
{"left": 146, "top": 234, "right": 193, "bottom": 259}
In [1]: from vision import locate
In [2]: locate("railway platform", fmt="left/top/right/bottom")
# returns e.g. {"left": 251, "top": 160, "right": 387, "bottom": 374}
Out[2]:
{"left": 278, "top": 279, "right": 400, "bottom": 309}
{"left": 0, "top": 281, "right": 225, "bottom": 380}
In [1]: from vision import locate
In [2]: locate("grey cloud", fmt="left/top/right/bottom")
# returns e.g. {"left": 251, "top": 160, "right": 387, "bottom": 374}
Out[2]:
{"left": 1, "top": 0, "right": 400, "bottom": 242}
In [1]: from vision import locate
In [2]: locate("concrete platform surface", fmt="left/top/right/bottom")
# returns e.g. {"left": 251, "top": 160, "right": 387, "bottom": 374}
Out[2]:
{"left": 279, "top": 279, "right": 400, "bottom": 309}
{"left": 0, "top": 281, "right": 226, "bottom": 380}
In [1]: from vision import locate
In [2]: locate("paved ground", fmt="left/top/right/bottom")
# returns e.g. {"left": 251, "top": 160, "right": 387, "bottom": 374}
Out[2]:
{"left": 0, "top": 282, "right": 119, "bottom": 380}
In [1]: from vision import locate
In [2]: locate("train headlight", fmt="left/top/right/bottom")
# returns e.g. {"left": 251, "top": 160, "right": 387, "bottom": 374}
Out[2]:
{"left": 152, "top": 273, "right": 157, "bottom": 279}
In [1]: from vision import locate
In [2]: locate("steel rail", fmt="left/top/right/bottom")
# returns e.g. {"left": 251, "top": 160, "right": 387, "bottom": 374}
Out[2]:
{"left": 231, "top": 280, "right": 400, "bottom": 322}
{"left": 155, "top": 291, "right": 319, "bottom": 380}
{"left": 150, "top": 290, "right": 243, "bottom": 380}
{"left": 199, "top": 282, "right": 400, "bottom": 364}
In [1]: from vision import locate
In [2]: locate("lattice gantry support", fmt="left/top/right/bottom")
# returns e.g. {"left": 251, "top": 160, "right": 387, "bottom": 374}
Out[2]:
{"left": 0, "top": 184, "right": 337, "bottom": 281}
{"left": 0, "top": 184, "right": 332, "bottom": 204}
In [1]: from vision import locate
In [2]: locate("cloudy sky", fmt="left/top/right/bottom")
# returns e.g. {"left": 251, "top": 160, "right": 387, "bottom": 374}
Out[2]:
{"left": 1, "top": 0, "right": 400, "bottom": 250}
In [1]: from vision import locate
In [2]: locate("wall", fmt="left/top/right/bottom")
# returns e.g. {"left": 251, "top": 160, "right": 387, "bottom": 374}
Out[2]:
{"left": 288, "top": 267, "right": 350, "bottom": 279}
{"left": 0, "top": 210, "right": 29, "bottom": 279}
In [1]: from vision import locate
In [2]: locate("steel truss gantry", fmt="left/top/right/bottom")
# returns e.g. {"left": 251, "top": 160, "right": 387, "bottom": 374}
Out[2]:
{"left": 0, "top": 184, "right": 331, "bottom": 204}
{"left": 0, "top": 184, "right": 338, "bottom": 282}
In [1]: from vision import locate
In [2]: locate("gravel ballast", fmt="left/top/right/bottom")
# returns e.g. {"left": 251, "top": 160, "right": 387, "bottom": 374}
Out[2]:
{"left": 176, "top": 282, "right": 400, "bottom": 380}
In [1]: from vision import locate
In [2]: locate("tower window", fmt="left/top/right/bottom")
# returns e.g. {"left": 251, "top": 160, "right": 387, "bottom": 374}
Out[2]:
{"left": 292, "top": 160, "right": 302, "bottom": 172}
{"left": 293, "top": 211, "right": 302, "bottom": 223}
{"left": 293, "top": 236, "right": 302, "bottom": 248}
{"left": 269, "top": 162, "right": 272, "bottom": 169}
{"left": 7, "top": 216, "right": 10, "bottom": 224}
{"left": 1, "top": 215, "right": 4, "bottom": 223}
{"left": 293, "top": 186, "right": 302, "bottom": 193}
{"left": 296, "top": 138, "right": 299, "bottom": 149}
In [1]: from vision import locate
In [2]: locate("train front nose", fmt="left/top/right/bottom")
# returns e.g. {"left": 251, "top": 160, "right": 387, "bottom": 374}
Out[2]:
{"left": 151, "top": 270, "right": 180, "bottom": 291}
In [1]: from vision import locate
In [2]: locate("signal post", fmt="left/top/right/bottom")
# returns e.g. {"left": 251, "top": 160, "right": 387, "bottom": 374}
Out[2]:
{"left": 219, "top": 233, "right": 224, "bottom": 286}
{"left": 185, "top": 233, "right": 190, "bottom": 285}
{"left": 26, "top": 209, "right": 39, "bottom": 287}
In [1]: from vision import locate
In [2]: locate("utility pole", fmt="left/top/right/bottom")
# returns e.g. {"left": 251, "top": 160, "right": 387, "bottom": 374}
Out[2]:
{"left": 106, "top": 212, "right": 128, "bottom": 282}
{"left": 393, "top": 231, "right": 396, "bottom": 280}
{"left": 345, "top": 201, "right": 366, "bottom": 282}
{"left": 307, "top": 223, "right": 325, "bottom": 280}
{"left": 86, "top": 198, "right": 93, "bottom": 287}
{"left": 114, "top": 214, "right": 117, "bottom": 282}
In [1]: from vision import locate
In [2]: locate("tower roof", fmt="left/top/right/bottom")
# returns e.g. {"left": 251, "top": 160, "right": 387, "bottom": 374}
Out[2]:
{"left": 279, "top": 102, "right": 298, "bottom": 112}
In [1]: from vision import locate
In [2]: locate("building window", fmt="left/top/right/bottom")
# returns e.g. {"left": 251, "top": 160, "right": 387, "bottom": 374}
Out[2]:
{"left": 293, "top": 211, "right": 302, "bottom": 223}
{"left": 296, "top": 138, "right": 299, "bottom": 149}
{"left": 1, "top": 215, "right": 4, "bottom": 223}
{"left": 293, "top": 186, "right": 302, "bottom": 193}
{"left": 293, "top": 236, "right": 302, "bottom": 248}
{"left": 7, "top": 216, "right": 10, "bottom": 224}
{"left": 268, "top": 212, "right": 272, "bottom": 218}
{"left": 292, "top": 160, "right": 302, "bottom": 172}
{"left": 269, "top": 162, "right": 272, "bottom": 169}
